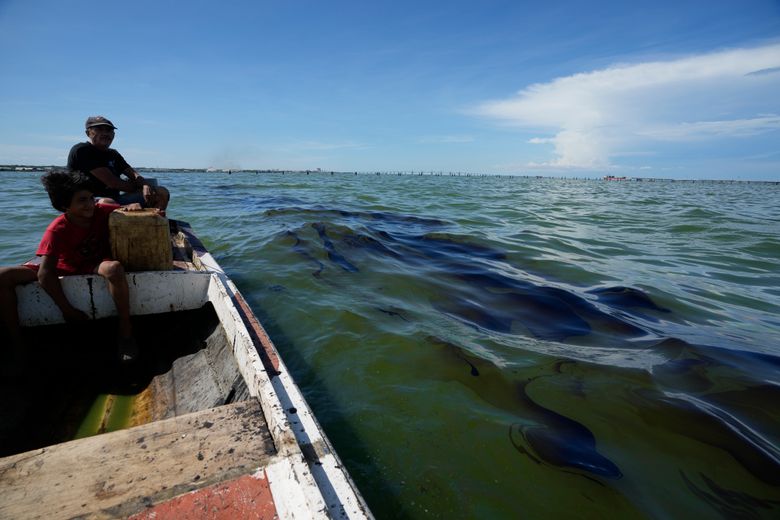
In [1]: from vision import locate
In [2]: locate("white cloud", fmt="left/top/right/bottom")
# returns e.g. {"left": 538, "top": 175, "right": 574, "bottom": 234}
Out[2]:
{"left": 0, "top": 144, "right": 67, "bottom": 164}
{"left": 417, "top": 135, "right": 475, "bottom": 144}
{"left": 746, "top": 66, "right": 780, "bottom": 76}
{"left": 27, "top": 134, "right": 85, "bottom": 143}
{"left": 638, "top": 115, "right": 780, "bottom": 140}
{"left": 473, "top": 43, "right": 780, "bottom": 168}
{"left": 284, "top": 140, "right": 366, "bottom": 152}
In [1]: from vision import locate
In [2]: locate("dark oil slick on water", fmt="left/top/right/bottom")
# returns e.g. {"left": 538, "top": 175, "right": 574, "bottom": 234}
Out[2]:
{"left": 1, "top": 171, "right": 779, "bottom": 519}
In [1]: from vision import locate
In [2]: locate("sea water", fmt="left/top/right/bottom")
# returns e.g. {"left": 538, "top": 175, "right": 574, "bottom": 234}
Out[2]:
{"left": 1, "top": 171, "right": 778, "bottom": 518}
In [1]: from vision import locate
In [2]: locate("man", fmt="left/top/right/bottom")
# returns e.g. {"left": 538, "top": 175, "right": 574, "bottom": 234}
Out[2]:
{"left": 67, "top": 116, "right": 170, "bottom": 210}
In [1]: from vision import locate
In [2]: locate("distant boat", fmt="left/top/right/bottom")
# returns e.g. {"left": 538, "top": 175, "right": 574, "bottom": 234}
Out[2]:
{"left": 603, "top": 175, "right": 628, "bottom": 181}
{"left": 1, "top": 218, "right": 371, "bottom": 519}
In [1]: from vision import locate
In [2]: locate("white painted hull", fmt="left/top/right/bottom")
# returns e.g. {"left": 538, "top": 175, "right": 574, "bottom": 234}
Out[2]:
{"left": 16, "top": 270, "right": 212, "bottom": 326}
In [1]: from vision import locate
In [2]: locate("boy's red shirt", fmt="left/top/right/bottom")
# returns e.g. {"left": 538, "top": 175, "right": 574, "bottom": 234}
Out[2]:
{"left": 35, "top": 202, "right": 120, "bottom": 275}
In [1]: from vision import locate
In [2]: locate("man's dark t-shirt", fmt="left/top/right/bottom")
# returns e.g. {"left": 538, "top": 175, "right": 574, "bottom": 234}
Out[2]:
{"left": 67, "top": 142, "right": 131, "bottom": 199}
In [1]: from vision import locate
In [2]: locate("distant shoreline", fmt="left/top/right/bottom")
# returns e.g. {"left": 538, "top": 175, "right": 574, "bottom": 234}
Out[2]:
{"left": 1, "top": 165, "right": 777, "bottom": 184}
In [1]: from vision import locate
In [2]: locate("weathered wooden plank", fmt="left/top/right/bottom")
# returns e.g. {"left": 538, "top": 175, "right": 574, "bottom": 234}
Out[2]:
{"left": 0, "top": 400, "right": 277, "bottom": 519}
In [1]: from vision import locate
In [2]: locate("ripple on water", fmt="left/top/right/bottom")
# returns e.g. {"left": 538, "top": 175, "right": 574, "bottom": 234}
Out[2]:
{"left": 1, "top": 171, "right": 779, "bottom": 518}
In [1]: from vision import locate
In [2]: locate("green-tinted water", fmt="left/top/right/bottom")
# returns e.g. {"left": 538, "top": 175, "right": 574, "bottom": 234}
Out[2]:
{"left": 1, "top": 171, "right": 779, "bottom": 518}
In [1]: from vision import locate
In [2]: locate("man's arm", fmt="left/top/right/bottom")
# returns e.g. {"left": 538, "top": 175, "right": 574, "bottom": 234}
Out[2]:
{"left": 122, "top": 167, "right": 161, "bottom": 206}
{"left": 90, "top": 167, "right": 138, "bottom": 192}
{"left": 122, "top": 166, "right": 148, "bottom": 189}
{"left": 70, "top": 145, "right": 137, "bottom": 192}
{"left": 37, "top": 255, "right": 88, "bottom": 322}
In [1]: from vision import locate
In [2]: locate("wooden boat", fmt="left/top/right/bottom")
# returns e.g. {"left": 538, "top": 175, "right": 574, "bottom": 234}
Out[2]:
{"left": 0, "top": 218, "right": 372, "bottom": 519}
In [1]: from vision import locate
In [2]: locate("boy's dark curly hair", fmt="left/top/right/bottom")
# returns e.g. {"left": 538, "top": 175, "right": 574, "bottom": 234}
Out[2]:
{"left": 40, "top": 170, "right": 93, "bottom": 212}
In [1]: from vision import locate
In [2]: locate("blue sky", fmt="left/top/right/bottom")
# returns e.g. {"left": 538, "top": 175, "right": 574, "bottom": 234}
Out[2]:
{"left": 1, "top": 0, "right": 779, "bottom": 179}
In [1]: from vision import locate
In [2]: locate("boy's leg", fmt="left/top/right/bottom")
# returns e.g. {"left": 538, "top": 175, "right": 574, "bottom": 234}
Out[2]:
{"left": 96, "top": 260, "right": 132, "bottom": 338}
{"left": 0, "top": 266, "right": 38, "bottom": 348}
{"left": 96, "top": 260, "right": 137, "bottom": 362}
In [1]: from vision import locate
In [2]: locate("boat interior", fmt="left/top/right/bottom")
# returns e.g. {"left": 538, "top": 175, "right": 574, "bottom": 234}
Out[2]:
{"left": 0, "top": 299, "right": 290, "bottom": 519}
{"left": 0, "top": 302, "right": 252, "bottom": 458}
{"left": 0, "top": 221, "right": 299, "bottom": 518}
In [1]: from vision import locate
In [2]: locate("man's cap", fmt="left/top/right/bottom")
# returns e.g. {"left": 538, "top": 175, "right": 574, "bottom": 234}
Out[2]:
{"left": 85, "top": 116, "right": 117, "bottom": 130}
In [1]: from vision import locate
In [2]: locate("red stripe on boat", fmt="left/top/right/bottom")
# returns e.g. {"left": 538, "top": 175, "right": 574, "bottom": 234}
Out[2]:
{"left": 129, "top": 470, "right": 278, "bottom": 519}
{"left": 232, "top": 289, "right": 282, "bottom": 375}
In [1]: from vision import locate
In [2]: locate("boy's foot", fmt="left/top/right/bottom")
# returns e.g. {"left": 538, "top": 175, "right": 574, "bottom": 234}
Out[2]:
{"left": 117, "top": 336, "right": 139, "bottom": 363}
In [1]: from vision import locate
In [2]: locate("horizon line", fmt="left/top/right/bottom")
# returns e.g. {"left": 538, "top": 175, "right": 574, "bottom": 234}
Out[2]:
{"left": 1, "top": 165, "right": 778, "bottom": 183}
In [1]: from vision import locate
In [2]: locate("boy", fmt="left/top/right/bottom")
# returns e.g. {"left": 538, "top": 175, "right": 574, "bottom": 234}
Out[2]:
{"left": 0, "top": 170, "right": 140, "bottom": 363}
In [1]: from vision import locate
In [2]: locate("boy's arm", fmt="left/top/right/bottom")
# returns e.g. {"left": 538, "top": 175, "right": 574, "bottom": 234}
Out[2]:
{"left": 37, "top": 255, "right": 88, "bottom": 322}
